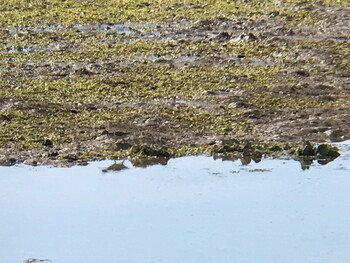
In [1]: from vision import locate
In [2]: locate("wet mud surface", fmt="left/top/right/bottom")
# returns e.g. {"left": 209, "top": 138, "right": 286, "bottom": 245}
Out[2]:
{"left": 0, "top": 1, "right": 349, "bottom": 166}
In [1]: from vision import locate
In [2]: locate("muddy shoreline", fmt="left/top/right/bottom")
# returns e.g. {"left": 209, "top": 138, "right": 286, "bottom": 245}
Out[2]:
{"left": 0, "top": 1, "right": 349, "bottom": 166}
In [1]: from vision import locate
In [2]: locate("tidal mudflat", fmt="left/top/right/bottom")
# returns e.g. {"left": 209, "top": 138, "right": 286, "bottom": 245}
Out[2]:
{"left": 0, "top": 1, "right": 349, "bottom": 166}
{"left": 0, "top": 140, "right": 349, "bottom": 263}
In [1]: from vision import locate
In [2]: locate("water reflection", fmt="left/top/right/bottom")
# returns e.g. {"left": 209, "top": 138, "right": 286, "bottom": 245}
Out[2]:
{"left": 0, "top": 141, "right": 349, "bottom": 263}
{"left": 130, "top": 156, "right": 169, "bottom": 168}
{"left": 296, "top": 156, "right": 338, "bottom": 170}
{"left": 101, "top": 161, "right": 128, "bottom": 173}
{"left": 123, "top": 147, "right": 340, "bottom": 171}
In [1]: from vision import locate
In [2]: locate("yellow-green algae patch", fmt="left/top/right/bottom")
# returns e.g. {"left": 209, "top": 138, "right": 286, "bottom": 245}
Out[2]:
{"left": 0, "top": 106, "right": 140, "bottom": 149}
{"left": 1, "top": 65, "right": 278, "bottom": 103}
{"left": 0, "top": 105, "right": 248, "bottom": 150}
{"left": 1, "top": 0, "right": 347, "bottom": 26}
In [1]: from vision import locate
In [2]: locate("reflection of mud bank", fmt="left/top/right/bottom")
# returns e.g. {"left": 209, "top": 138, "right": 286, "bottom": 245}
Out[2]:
{"left": 98, "top": 140, "right": 343, "bottom": 172}
{"left": 100, "top": 140, "right": 346, "bottom": 172}
{"left": 1, "top": 139, "right": 342, "bottom": 169}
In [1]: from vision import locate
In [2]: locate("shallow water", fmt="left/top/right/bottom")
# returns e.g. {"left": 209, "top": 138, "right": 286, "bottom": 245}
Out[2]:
{"left": 1, "top": 141, "right": 350, "bottom": 263}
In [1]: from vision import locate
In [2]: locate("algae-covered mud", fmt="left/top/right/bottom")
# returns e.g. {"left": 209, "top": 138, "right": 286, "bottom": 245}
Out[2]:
{"left": 0, "top": 1, "right": 349, "bottom": 166}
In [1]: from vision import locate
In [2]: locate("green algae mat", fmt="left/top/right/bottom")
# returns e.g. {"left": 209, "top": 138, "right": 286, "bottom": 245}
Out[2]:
{"left": 0, "top": 0, "right": 349, "bottom": 166}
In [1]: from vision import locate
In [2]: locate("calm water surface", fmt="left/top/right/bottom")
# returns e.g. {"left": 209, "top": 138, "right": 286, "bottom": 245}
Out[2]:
{"left": 1, "top": 141, "right": 350, "bottom": 263}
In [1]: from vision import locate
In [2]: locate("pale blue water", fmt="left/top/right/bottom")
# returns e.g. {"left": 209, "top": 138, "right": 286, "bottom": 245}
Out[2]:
{"left": 0, "top": 141, "right": 349, "bottom": 263}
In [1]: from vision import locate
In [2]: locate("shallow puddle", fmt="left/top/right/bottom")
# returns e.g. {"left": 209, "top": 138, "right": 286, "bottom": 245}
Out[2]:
{"left": 1, "top": 141, "right": 350, "bottom": 263}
